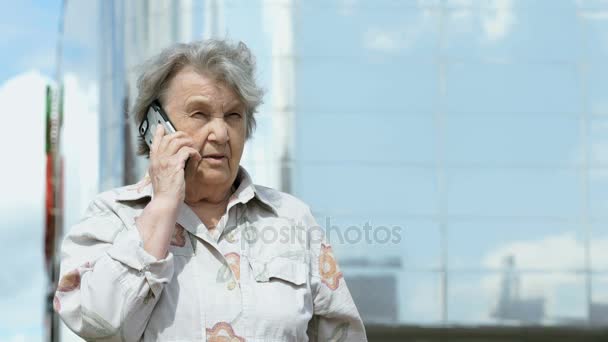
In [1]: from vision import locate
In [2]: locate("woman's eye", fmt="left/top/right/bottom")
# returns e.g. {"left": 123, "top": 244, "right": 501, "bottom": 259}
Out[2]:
{"left": 227, "top": 113, "right": 242, "bottom": 119}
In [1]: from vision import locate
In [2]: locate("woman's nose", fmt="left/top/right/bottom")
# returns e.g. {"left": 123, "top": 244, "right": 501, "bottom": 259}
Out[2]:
{"left": 206, "top": 118, "right": 229, "bottom": 143}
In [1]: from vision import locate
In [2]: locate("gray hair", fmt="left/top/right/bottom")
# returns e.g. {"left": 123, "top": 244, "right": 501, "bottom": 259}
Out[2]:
{"left": 132, "top": 39, "right": 264, "bottom": 156}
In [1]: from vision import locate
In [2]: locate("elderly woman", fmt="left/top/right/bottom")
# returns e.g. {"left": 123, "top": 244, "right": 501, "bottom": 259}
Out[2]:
{"left": 54, "top": 40, "right": 367, "bottom": 341}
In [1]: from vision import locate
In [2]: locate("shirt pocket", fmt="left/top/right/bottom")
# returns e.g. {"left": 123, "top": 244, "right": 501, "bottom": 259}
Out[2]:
{"left": 244, "top": 256, "right": 312, "bottom": 341}
{"left": 249, "top": 257, "right": 307, "bottom": 285}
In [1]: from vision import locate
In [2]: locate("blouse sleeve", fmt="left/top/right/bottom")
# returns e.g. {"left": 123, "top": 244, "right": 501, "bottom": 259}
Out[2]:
{"left": 54, "top": 196, "right": 174, "bottom": 341}
{"left": 302, "top": 207, "right": 368, "bottom": 342}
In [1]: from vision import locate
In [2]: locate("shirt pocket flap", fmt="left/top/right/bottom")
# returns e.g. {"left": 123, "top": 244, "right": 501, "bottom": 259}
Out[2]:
{"left": 249, "top": 257, "right": 307, "bottom": 286}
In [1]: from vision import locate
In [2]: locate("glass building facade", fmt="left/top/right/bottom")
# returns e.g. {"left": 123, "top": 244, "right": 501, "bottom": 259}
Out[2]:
{"left": 60, "top": 0, "right": 608, "bottom": 336}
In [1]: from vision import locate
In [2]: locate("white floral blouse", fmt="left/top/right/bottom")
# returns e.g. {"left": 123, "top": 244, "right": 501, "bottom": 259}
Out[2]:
{"left": 54, "top": 166, "right": 367, "bottom": 341}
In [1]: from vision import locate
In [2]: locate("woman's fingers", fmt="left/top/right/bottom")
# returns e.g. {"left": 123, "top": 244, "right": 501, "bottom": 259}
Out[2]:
{"left": 158, "top": 130, "right": 186, "bottom": 154}
{"left": 185, "top": 148, "right": 202, "bottom": 176}
{"left": 176, "top": 146, "right": 201, "bottom": 170}
{"left": 150, "top": 124, "right": 165, "bottom": 155}
{"left": 153, "top": 130, "right": 196, "bottom": 161}
{"left": 165, "top": 136, "right": 195, "bottom": 156}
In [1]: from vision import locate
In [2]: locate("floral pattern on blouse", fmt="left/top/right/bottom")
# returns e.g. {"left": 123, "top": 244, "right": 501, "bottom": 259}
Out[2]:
{"left": 319, "top": 243, "right": 344, "bottom": 291}
{"left": 216, "top": 252, "right": 240, "bottom": 292}
{"left": 57, "top": 268, "right": 81, "bottom": 292}
{"left": 225, "top": 252, "right": 240, "bottom": 282}
{"left": 206, "top": 321, "right": 245, "bottom": 342}
{"left": 170, "top": 223, "right": 186, "bottom": 247}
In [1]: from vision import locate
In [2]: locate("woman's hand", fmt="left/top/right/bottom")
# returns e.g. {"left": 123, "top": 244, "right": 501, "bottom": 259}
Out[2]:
{"left": 149, "top": 125, "right": 202, "bottom": 204}
{"left": 135, "top": 125, "right": 202, "bottom": 260}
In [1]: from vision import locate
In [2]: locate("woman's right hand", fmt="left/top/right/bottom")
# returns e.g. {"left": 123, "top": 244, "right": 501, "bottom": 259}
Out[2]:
{"left": 135, "top": 125, "right": 202, "bottom": 260}
{"left": 149, "top": 125, "right": 202, "bottom": 204}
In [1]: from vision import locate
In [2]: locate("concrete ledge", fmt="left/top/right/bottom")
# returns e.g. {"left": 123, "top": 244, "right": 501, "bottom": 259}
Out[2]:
{"left": 365, "top": 324, "right": 608, "bottom": 342}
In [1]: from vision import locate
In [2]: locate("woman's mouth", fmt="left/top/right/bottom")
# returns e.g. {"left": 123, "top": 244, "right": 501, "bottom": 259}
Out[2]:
{"left": 202, "top": 154, "right": 227, "bottom": 165}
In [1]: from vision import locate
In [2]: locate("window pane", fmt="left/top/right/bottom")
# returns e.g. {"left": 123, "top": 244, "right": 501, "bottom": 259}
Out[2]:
{"left": 398, "top": 272, "right": 443, "bottom": 325}
{"left": 591, "top": 275, "right": 608, "bottom": 326}
{"left": 444, "top": 115, "right": 580, "bottom": 165}
{"left": 446, "top": 63, "right": 581, "bottom": 115}
{"left": 448, "top": 222, "right": 585, "bottom": 271}
{"left": 295, "top": 165, "right": 438, "bottom": 216}
{"left": 297, "top": 59, "right": 436, "bottom": 113}
{"left": 444, "top": 2, "right": 582, "bottom": 62}
{"left": 448, "top": 273, "right": 588, "bottom": 325}
{"left": 315, "top": 216, "right": 440, "bottom": 270}
{"left": 446, "top": 169, "right": 581, "bottom": 219}
{"left": 298, "top": 114, "right": 436, "bottom": 163}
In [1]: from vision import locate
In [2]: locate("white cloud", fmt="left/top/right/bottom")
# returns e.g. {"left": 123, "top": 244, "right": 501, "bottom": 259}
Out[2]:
{"left": 0, "top": 70, "right": 50, "bottom": 212}
{"left": 480, "top": 0, "right": 515, "bottom": 42}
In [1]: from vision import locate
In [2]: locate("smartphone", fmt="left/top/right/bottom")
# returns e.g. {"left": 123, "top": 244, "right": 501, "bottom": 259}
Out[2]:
{"left": 139, "top": 100, "right": 177, "bottom": 147}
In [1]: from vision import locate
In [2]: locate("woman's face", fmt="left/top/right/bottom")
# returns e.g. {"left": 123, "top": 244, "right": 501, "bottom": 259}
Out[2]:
{"left": 162, "top": 65, "right": 247, "bottom": 192}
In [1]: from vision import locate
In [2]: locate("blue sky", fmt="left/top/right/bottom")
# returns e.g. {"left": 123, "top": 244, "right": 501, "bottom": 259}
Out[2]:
{"left": 0, "top": 0, "right": 60, "bottom": 81}
{"left": 2, "top": 1, "right": 608, "bottom": 340}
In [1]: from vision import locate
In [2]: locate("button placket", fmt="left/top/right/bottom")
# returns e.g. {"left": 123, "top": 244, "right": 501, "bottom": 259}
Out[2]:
{"left": 190, "top": 236, "right": 207, "bottom": 341}
{"left": 238, "top": 207, "right": 253, "bottom": 339}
